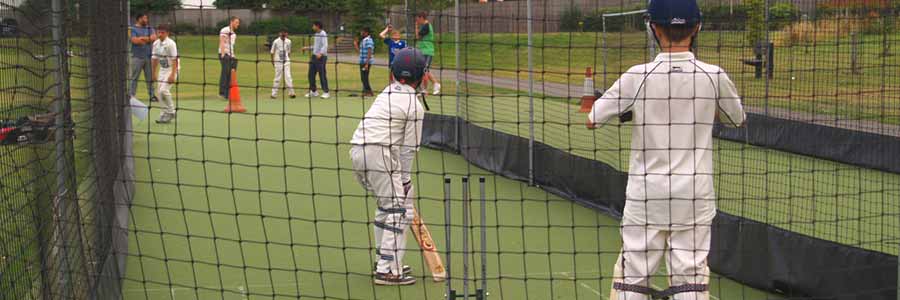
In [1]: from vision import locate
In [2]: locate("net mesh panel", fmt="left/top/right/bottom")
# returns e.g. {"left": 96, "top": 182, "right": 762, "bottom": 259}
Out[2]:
{"left": 3, "top": 0, "right": 899, "bottom": 299}
{"left": 1, "top": 0, "right": 129, "bottom": 298}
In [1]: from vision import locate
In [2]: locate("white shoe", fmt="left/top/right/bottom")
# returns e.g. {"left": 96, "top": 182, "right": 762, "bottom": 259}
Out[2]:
{"left": 321, "top": 92, "right": 331, "bottom": 99}
{"left": 305, "top": 91, "right": 320, "bottom": 98}
{"left": 432, "top": 83, "right": 441, "bottom": 95}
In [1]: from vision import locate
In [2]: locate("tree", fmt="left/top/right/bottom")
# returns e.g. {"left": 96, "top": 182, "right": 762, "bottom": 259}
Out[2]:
{"left": 745, "top": 0, "right": 766, "bottom": 47}
{"left": 131, "top": 0, "right": 181, "bottom": 14}
{"left": 347, "top": 0, "right": 383, "bottom": 35}
{"left": 213, "top": 0, "right": 266, "bottom": 9}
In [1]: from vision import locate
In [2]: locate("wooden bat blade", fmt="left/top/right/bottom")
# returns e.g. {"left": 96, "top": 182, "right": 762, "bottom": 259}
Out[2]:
{"left": 411, "top": 208, "right": 447, "bottom": 282}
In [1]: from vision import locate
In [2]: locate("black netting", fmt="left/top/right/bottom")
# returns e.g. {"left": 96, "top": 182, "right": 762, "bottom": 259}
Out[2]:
{"left": 2, "top": 0, "right": 899, "bottom": 299}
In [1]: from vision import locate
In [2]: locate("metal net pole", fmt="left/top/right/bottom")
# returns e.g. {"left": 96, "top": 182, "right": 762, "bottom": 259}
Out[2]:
{"left": 527, "top": 0, "right": 534, "bottom": 185}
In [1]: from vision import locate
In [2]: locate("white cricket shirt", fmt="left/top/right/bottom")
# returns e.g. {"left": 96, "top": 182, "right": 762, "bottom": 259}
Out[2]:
{"left": 219, "top": 26, "right": 236, "bottom": 56}
{"left": 350, "top": 83, "right": 425, "bottom": 182}
{"left": 152, "top": 38, "right": 179, "bottom": 75}
{"left": 589, "top": 52, "right": 746, "bottom": 230}
{"left": 270, "top": 37, "right": 291, "bottom": 62}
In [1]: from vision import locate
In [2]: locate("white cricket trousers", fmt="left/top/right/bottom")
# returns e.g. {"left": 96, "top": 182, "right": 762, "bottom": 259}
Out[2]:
{"left": 272, "top": 61, "right": 294, "bottom": 96}
{"left": 349, "top": 145, "right": 414, "bottom": 276}
{"left": 612, "top": 225, "right": 711, "bottom": 300}
{"left": 157, "top": 70, "right": 176, "bottom": 115}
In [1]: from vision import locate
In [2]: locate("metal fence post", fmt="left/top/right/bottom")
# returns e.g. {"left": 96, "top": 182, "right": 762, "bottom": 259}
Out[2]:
{"left": 50, "top": 0, "right": 73, "bottom": 297}
{"left": 527, "top": 0, "right": 534, "bottom": 185}
{"left": 454, "top": 0, "right": 462, "bottom": 153}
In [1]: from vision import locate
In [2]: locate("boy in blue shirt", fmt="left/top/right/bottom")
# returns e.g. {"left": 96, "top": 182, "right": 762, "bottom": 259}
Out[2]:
{"left": 357, "top": 27, "right": 375, "bottom": 97}
{"left": 379, "top": 25, "right": 407, "bottom": 82}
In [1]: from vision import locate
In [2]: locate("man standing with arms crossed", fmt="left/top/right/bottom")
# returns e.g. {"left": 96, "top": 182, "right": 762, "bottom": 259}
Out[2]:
{"left": 587, "top": 1, "right": 745, "bottom": 299}
{"left": 219, "top": 16, "right": 240, "bottom": 100}
{"left": 302, "top": 21, "right": 330, "bottom": 99}
{"left": 130, "top": 12, "right": 157, "bottom": 102}
{"left": 414, "top": 12, "right": 440, "bottom": 95}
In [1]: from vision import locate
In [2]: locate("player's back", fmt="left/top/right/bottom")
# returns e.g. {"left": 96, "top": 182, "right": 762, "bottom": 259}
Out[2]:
{"left": 590, "top": 51, "right": 745, "bottom": 228}
{"left": 350, "top": 83, "right": 424, "bottom": 149}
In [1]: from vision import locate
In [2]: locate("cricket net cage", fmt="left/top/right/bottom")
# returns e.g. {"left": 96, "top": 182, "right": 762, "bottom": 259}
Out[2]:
{"left": 1, "top": 0, "right": 899, "bottom": 299}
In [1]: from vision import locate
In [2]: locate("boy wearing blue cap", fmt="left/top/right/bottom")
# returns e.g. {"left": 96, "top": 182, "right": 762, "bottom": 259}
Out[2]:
{"left": 587, "top": 1, "right": 746, "bottom": 299}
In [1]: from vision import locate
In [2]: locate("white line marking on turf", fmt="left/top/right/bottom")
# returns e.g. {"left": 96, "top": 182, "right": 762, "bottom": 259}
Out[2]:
{"left": 559, "top": 271, "right": 605, "bottom": 299}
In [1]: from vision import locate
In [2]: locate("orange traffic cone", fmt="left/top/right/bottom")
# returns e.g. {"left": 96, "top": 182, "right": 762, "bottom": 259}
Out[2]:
{"left": 223, "top": 69, "right": 246, "bottom": 113}
{"left": 579, "top": 67, "right": 596, "bottom": 113}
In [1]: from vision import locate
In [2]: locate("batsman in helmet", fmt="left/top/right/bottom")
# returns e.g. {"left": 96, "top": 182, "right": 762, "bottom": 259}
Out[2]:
{"left": 586, "top": 1, "right": 746, "bottom": 299}
{"left": 349, "top": 48, "right": 428, "bottom": 286}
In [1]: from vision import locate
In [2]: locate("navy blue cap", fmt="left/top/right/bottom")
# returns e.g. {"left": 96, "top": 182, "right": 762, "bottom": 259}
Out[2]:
{"left": 391, "top": 48, "right": 427, "bottom": 83}
{"left": 647, "top": 0, "right": 702, "bottom": 26}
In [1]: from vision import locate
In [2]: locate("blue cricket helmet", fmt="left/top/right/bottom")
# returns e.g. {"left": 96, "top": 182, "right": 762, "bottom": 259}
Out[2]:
{"left": 647, "top": 0, "right": 702, "bottom": 26}
{"left": 391, "top": 48, "right": 427, "bottom": 84}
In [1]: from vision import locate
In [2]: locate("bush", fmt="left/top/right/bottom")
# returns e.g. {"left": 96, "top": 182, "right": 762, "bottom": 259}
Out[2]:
{"left": 768, "top": 2, "right": 799, "bottom": 30}
{"left": 171, "top": 23, "right": 198, "bottom": 34}
{"left": 559, "top": 5, "right": 583, "bottom": 32}
{"left": 702, "top": 5, "right": 748, "bottom": 30}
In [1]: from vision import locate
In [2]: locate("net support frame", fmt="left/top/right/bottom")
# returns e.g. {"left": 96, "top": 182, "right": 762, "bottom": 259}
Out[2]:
{"left": 526, "top": 0, "right": 534, "bottom": 186}
{"left": 50, "top": 0, "right": 73, "bottom": 297}
{"left": 601, "top": 9, "right": 648, "bottom": 86}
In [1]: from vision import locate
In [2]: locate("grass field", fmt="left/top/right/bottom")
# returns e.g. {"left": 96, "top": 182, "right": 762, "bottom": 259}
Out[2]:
{"left": 427, "top": 31, "right": 900, "bottom": 124}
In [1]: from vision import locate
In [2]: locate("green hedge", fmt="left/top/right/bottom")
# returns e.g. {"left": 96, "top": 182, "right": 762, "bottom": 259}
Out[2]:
{"left": 559, "top": 5, "right": 583, "bottom": 32}
{"left": 248, "top": 16, "right": 314, "bottom": 35}
{"left": 701, "top": 3, "right": 797, "bottom": 31}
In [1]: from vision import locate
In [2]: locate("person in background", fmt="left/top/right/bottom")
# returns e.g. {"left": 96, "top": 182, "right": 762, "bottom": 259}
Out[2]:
{"left": 218, "top": 16, "right": 240, "bottom": 100}
{"left": 414, "top": 11, "right": 440, "bottom": 95}
{"left": 270, "top": 28, "right": 296, "bottom": 99}
{"left": 379, "top": 24, "right": 407, "bottom": 82}
{"left": 151, "top": 24, "right": 179, "bottom": 124}
{"left": 356, "top": 27, "right": 375, "bottom": 97}
{"left": 302, "top": 21, "right": 330, "bottom": 99}
{"left": 130, "top": 12, "right": 157, "bottom": 102}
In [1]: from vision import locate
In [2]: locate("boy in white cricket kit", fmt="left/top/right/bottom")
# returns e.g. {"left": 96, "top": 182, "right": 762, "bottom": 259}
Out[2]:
{"left": 152, "top": 24, "right": 179, "bottom": 124}
{"left": 350, "top": 48, "right": 427, "bottom": 286}
{"left": 587, "top": 1, "right": 745, "bottom": 299}
{"left": 270, "top": 28, "right": 296, "bottom": 99}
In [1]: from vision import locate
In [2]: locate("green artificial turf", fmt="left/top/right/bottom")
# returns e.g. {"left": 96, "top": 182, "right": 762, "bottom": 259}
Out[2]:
{"left": 122, "top": 97, "right": 779, "bottom": 300}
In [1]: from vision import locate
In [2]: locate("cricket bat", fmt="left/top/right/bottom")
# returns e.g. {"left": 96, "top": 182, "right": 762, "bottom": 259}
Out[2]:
{"left": 406, "top": 186, "right": 447, "bottom": 281}
{"left": 411, "top": 208, "right": 446, "bottom": 281}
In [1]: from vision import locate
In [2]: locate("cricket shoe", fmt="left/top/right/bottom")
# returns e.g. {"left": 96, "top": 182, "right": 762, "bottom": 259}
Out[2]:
{"left": 373, "top": 263, "right": 411, "bottom": 276}
{"left": 321, "top": 92, "right": 331, "bottom": 99}
{"left": 289, "top": 93, "right": 297, "bottom": 99}
{"left": 305, "top": 91, "right": 320, "bottom": 98}
{"left": 270, "top": 94, "right": 277, "bottom": 99}
{"left": 155, "top": 113, "right": 175, "bottom": 124}
{"left": 374, "top": 273, "right": 416, "bottom": 286}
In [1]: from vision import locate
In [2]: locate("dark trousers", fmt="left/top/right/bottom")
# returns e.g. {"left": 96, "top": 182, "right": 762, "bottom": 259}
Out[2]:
{"left": 219, "top": 55, "right": 234, "bottom": 98}
{"left": 129, "top": 56, "right": 154, "bottom": 99}
{"left": 360, "top": 64, "right": 372, "bottom": 93}
{"left": 308, "top": 55, "right": 329, "bottom": 92}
